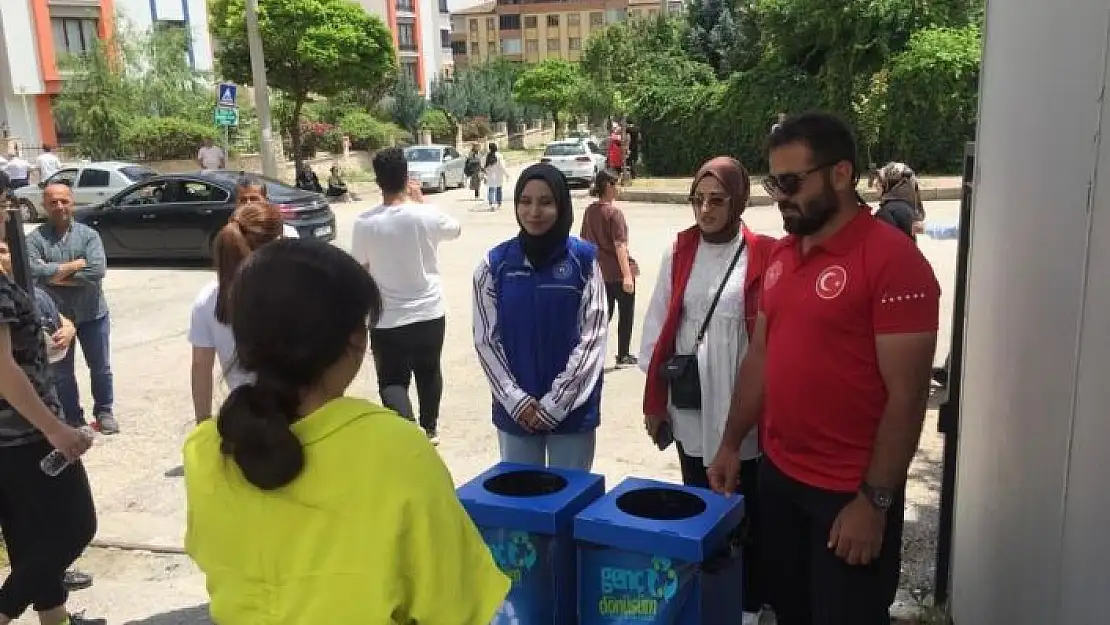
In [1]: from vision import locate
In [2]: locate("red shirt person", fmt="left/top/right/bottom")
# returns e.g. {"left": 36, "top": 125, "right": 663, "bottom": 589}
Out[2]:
{"left": 709, "top": 112, "right": 940, "bottom": 625}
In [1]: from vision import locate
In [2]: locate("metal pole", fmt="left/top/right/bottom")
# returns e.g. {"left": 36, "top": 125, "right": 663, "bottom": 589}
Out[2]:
{"left": 246, "top": 0, "right": 279, "bottom": 179}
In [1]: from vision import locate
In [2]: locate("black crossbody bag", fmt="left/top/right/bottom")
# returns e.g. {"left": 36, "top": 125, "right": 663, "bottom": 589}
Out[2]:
{"left": 660, "top": 238, "right": 747, "bottom": 410}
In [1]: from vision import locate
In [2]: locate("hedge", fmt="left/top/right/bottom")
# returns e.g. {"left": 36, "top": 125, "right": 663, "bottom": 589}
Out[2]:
{"left": 122, "top": 117, "right": 219, "bottom": 161}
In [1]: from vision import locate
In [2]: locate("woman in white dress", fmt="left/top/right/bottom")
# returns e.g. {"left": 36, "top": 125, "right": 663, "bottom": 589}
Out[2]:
{"left": 638, "top": 156, "right": 776, "bottom": 616}
{"left": 188, "top": 201, "right": 284, "bottom": 423}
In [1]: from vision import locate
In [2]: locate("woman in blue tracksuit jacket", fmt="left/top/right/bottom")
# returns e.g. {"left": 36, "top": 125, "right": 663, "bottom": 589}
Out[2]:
{"left": 472, "top": 163, "right": 609, "bottom": 470}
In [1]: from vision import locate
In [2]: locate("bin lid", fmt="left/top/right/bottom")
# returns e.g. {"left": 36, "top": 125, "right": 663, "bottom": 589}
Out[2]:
{"left": 573, "top": 477, "right": 745, "bottom": 562}
{"left": 457, "top": 462, "right": 606, "bottom": 535}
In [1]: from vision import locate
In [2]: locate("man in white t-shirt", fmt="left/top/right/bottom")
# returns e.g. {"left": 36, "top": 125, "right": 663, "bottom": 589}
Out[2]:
{"left": 36, "top": 145, "right": 62, "bottom": 182}
{"left": 351, "top": 147, "right": 462, "bottom": 444}
{"left": 4, "top": 152, "right": 31, "bottom": 188}
{"left": 197, "top": 138, "right": 226, "bottom": 171}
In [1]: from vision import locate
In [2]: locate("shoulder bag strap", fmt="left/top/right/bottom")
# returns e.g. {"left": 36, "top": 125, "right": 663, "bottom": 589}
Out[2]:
{"left": 694, "top": 238, "right": 747, "bottom": 347}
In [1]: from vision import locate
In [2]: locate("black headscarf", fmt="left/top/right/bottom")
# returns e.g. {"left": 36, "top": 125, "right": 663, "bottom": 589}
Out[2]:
{"left": 514, "top": 163, "right": 574, "bottom": 268}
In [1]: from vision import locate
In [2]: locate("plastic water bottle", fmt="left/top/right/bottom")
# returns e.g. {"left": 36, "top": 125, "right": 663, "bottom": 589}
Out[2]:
{"left": 923, "top": 223, "right": 961, "bottom": 240}
{"left": 40, "top": 426, "right": 95, "bottom": 477}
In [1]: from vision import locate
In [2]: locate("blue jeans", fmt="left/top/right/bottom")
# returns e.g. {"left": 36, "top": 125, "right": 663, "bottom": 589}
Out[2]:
{"left": 55, "top": 314, "right": 114, "bottom": 424}
{"left": 487, "top": 186, "right": 503, "bottom": 206}
{"left": 497, "top": 430, "right": 596, "bottom": 471}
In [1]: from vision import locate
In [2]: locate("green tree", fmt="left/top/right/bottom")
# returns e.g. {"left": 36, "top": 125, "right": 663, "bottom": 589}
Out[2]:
{"left": 684, "top": 0, "right": 758, "bottom": 76}
{"left": 209, "top": 0, "right": 397, "bottom": 163}
{"left": 390, "top": 75, "right": 427, "bottom": 135}
{"left": 512, "top": 58, "right": 583, "bottom": 135}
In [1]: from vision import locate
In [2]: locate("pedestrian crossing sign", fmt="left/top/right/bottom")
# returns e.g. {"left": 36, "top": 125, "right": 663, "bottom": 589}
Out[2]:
{"left": 217, "top": 83, "right": 237, "bottom": 108}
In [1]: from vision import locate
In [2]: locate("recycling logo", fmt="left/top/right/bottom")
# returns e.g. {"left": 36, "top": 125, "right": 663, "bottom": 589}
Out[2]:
{"left": 507, "top": 531, "right": 538, "bottom": 571}
{"left": 648, "top": 557, "right": 679, "bottom": 600}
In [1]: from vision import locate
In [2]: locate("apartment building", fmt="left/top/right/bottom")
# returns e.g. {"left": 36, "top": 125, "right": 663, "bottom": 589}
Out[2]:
{"left": 0, "top": 0, "right": 213, "bottom": 149}
{"left": 451, "top": 0, "right": 683, "bottom": 67}
{"left": 357, "top": 0, "right": 453, "bottom": 95}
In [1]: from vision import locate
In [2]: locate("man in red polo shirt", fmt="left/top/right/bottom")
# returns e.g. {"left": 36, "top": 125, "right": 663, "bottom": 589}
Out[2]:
{"left": 708, "top": 112, "right": 940, "bottom": 625}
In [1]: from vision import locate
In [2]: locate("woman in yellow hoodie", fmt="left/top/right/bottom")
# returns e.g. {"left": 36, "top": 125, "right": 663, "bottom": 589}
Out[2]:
{"left": 183, "top": 239, "right": 509, "bottom": 624}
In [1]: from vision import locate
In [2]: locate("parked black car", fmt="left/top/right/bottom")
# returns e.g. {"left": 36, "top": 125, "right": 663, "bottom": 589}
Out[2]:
{"left": 74, "top": 170, "right": 337, "bottom": 260}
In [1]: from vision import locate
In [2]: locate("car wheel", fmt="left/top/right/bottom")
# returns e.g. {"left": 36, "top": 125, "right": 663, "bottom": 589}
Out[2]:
{"left": 437, "top": 174, "right": 447, "bottom": 194}
{"left": 17, "top": 200, "right": 37, "bottom": 223}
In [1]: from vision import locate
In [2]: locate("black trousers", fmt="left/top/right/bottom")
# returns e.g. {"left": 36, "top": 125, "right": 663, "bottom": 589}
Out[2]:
{"left": 758, "top": 458, "right": 904, "bottom": 625}
{"left": 604, "top": 281, "right": 635, "bottom": 359}
{"left": 676, "top": 441, "right": 762, "bottom": 612}
{"left": 0, "top": 439, "right": 96, "bottom": 618}
{"left": 370, "top": 316, "right": 446, "bottom": 432}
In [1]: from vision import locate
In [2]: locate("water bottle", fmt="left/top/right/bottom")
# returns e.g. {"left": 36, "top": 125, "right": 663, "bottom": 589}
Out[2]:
{"left": 923, "top": 223, "right": 961, "bottom": 240}
{"left": 40, "top": 426, "right": 95, "bottom": 477}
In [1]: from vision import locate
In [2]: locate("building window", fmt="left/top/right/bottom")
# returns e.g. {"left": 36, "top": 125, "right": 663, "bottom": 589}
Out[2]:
{"left": 488, "top": 41, "right": 497, "bottom": 56}
{"left": 438, "top": 0, "right": 449, "bottom": 13}
{"left": 630, "top": 9, "right": 641, "bottom": 19}
{"left": 499, "top": 14, "right": 521, "bottom": 30}
{"left": 524, "top": 16, "right": 537, "bottom": 28}
{"left": 605, "top": 9, "right": 625, "bottom": 23}
{"left": 452, "top": 40, "right": 468, "bottom": 54}
{"left": 648, "top": 8, "right": 658, "bottom": 17}
{"left": 501, "top": 38, "right": 522, "bottom": 54}
{"left": 471, "top": 41, "right": 481, "bottom": 55}
{"left": 568, "top": 37, "right": 581, "bottom": 50}
{"left": 470, "top": 19, "right": 479, "bottom": 33}
{"left": 51, "top": 17, "right": 99, "bottom": 57}
{"left": 441, "top": 29, "right": 451, "bottom": 48}
{"left": 547, "top": 37, "right": 559, "bottom": 51}
{"left": 526, "top": 39, "right": 539, "bottom": 52}
{"left": 396, "top": 0, "right": 415, "bottom": 11}
{"left": 547, "top": 14, "right": 560, "bottom": 27}
{"left": 401, "top": 60, "right": 419, "bottom": 84}
{"left": 398, "top": 20, "right": 417, "bottom": 51}
{"left": 567, "top": 13, "right": 580, "bottom": 26}
{"left": 487, "top": 17, "right": 496, "bottom": 30}
{"left": 589, "top": 12, "right": 603, "bottom": 26}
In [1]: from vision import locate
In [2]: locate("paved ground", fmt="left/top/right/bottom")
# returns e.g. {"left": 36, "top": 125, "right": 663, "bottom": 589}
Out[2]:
{"left": 11, "top": 180, "right": 961, "bottom": 623}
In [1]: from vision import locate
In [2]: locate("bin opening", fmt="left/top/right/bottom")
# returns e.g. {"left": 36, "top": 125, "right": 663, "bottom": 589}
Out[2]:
{"left": 484, "top": 470, "right": 569, "bottom": 497}
{"left": 616, "top": 487, "right": 707, "bottom": 520}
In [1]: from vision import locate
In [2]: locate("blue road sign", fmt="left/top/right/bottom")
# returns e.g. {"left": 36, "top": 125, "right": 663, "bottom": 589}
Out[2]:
{"left": 218, "top": 83, "right": 238, "bottom": 108}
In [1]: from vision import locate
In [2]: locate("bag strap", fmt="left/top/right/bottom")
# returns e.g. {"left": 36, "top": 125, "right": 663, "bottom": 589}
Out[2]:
{"left": 694, "top": 237, "right": 747, "bottom": 346}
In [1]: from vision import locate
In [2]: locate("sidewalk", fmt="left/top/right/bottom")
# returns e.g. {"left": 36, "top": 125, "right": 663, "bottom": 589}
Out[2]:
{"left": 620, "top": 175, "right": 964, "bottom": 206}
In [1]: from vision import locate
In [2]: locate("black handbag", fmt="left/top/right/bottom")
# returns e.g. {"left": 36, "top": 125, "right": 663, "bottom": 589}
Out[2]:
{"left": 660, "top": 238, "right": 747, "bottom": 410}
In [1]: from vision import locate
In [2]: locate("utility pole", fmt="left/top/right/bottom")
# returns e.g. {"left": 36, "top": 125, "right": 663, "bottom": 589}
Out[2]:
{"left": 246, "top": 0, "right": 279, "bottom": 178}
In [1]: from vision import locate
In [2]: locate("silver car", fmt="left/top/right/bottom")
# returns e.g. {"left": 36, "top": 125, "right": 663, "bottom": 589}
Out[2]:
{"left": 404, "top": 145, "right": 467, "bottom": 193}
{"left": 14, "top": 161, "right": 158, "bottom": 222}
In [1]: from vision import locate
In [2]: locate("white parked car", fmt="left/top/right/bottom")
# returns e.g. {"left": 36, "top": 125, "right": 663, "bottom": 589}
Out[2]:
{"left": 14, "top": 161, "right": 158, "bottom": 222}
{"left": 404, "top": 145, "right": 467, "bottom": 193}
{"left": 540, "top": 139, "right": 605, "bottom": 186}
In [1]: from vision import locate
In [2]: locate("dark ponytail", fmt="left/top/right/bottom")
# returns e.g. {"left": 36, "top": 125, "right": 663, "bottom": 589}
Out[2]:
{"left": 590, "top": 168, "right": 619, "bottom": 198}
{"left": 485, "top": 142, "right": 498, "bottom": 168}
{"left": 214, "top": 238, "right": 382, "bottom": 490}
{"left": 217, "top": 377, "right": 303, "bottom": 490}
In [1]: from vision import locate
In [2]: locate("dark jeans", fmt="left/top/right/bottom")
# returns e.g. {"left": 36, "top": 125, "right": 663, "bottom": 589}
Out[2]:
{"left": 0, "top": 439, "right": 96, "bottom": 618}
{"left": 758, "top": 458, "right": 904, "bottom": 625}
{"left": 55, "top": 314, "right": 114, "bottom": 424}
{"left": 604, "top": 281, "right": 635, "bottom": 359}
{"left": 370, "top": 316, "right": 446, "bottom": 433}
{"left": 676, "top": 441, "right": 762, "bottom": 612}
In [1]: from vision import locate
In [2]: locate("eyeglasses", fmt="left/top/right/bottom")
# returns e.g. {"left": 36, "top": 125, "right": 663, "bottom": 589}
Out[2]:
{"left": 762, "top": 163, "right": 835, "bottom": 197}
{"left": 688, "top": 194, "right": 731, "bottom": 210}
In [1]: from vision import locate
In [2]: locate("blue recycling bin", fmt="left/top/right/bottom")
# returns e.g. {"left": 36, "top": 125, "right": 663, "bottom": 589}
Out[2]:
{"left": 457, "top": 462, "right": 605, "bottom": 625}
{"left": 574, "top": 477, "right": 746, "bottom": 625}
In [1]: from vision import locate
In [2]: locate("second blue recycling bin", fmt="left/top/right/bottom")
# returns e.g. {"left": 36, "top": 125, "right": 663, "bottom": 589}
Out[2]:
{"left": 457, "top": 462, "right": 605, "bottom": 625}
{"left": 573, "top": 477, "right": 746, "bottom": 625}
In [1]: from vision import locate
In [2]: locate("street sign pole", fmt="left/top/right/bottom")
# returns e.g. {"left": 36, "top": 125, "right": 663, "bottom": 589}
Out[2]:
{"left": 246, "top": 0, "right": 279, "bottom": 179}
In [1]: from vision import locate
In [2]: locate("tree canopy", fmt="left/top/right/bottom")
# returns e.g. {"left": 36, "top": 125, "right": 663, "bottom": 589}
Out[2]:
{"left": 512, "top": 58, "right": 583, "bottom": 126}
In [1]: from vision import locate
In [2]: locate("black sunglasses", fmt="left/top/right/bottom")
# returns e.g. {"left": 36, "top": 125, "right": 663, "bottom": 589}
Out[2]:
{"left": 762, "top": 163, "right": 837, "bottom": 197}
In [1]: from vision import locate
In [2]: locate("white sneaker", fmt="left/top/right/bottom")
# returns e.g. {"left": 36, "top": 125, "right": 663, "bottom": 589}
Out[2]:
{"left": 425, "top": 429, "right": 440, "bottom": 446}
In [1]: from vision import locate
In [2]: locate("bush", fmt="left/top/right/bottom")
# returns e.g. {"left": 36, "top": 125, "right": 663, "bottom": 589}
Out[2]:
{"left": 461, "top": 116, "right": 492, "bottom": 141}
{"left": 318, "top": 128, "right": 344, "bottom": 154}
{"left": 881, "top": 25, "right": 982, "bottom": 171}
{"left": 122, "top": 117, "right": 219, "bottom": 161}
{"left": 338, "top": 111, "right": 409, "bottom": 149}
{"left": 418, "top": 108, "right": 455, "bottom": 144}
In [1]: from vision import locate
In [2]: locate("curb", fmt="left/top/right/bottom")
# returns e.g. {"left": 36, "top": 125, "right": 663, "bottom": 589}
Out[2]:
{"left": 619, "top": 186, "right": 963, "bottom": 206}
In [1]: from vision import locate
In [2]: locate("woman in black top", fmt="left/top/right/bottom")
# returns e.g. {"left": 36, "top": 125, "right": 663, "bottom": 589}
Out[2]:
{"left": 0, "top": 195, "right": 100, "bottom": 625}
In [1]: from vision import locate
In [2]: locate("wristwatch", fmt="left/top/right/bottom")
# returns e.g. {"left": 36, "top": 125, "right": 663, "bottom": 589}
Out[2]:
{"left": 860, "top": 482, "right": 894, "bottom": 511}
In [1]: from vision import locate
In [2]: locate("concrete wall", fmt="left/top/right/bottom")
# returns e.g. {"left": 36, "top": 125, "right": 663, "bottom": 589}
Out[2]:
{"left": 951, "top": 0, "right": 1110, "bottom": 623}
{"left": 0, "top": 0, "right": 45, "bottom": 146}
